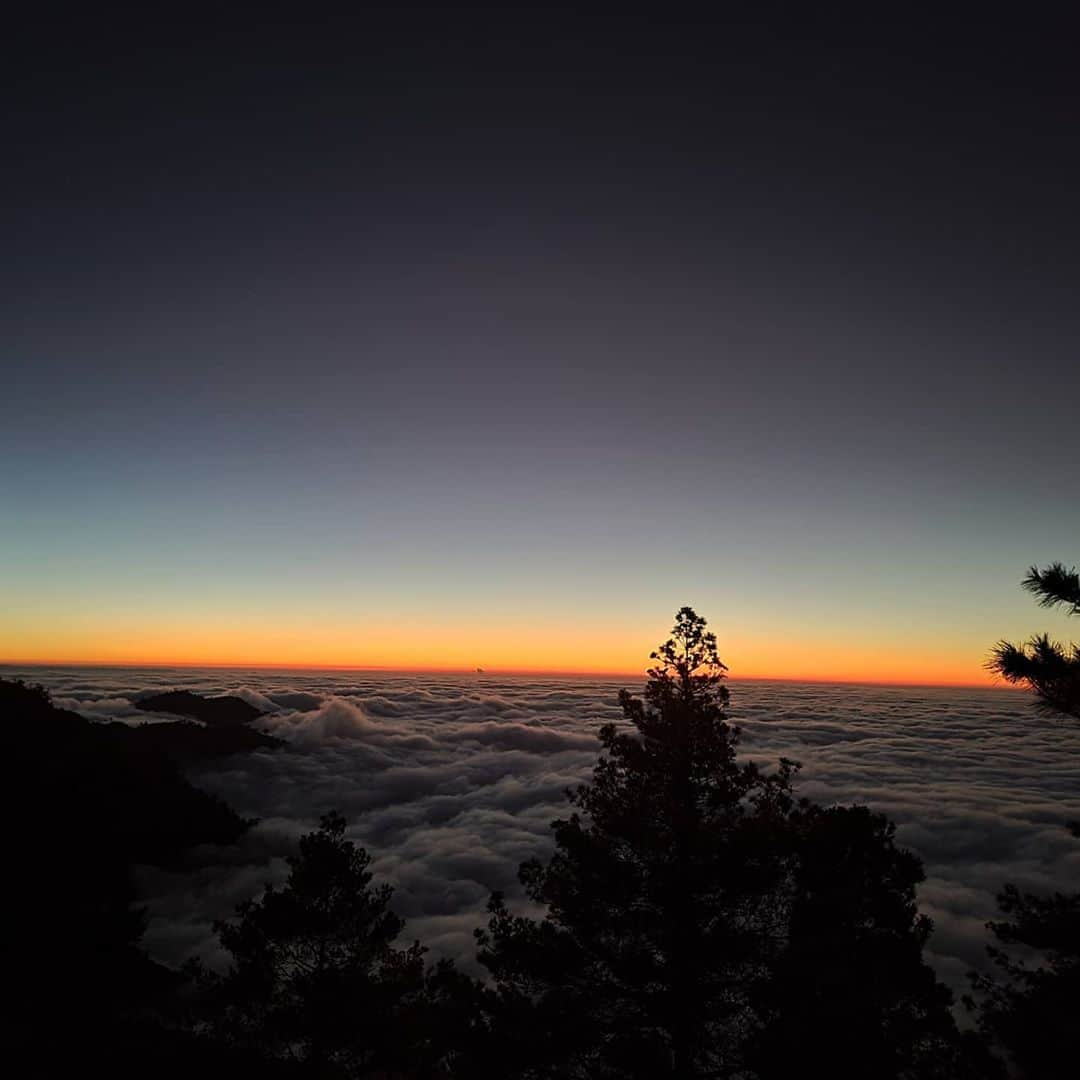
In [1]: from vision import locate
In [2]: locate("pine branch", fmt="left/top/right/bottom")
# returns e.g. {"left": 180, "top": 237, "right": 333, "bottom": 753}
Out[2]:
{"left": 1021, "top": 562, "right": 1080, "bottom": 616}
{"left": 987, "top": 635, "right": 1080, "bottom": 719}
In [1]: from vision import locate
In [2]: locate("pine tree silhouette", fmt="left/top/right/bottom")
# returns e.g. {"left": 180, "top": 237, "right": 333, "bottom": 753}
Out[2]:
{"left": 989, "top": 562, "right": 1080, "bottom": 718}
{"left": 971, "top": 562, "right": 1079, "bottom": 1078}
{"left": 969, "top": 883, "right": 1079, "bottom": 1079}
{"left": 476, "top": 608, "right": 966, "bottom": 1078}
{"left": 197, "top": 811, "right": 483, "bottom": 1077}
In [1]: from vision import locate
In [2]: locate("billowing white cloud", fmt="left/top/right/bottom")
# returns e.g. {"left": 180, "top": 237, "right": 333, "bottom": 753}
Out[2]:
{"left": 258, "top": 695, "right": 381, "bottom": 745}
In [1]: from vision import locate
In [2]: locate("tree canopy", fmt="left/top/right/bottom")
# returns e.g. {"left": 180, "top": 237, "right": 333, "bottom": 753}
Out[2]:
{"left": 969, "top": 882, "right": 1079, "bottom": 1079}
{"left": 476, "top": 608, "right": 967, "bottom": 1078}
{"left": 197, "top": 811, "right": 483, "bottom": 1077}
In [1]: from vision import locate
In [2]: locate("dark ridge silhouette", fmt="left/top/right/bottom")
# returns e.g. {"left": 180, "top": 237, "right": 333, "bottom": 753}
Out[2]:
{"left": 126, "top": 690, "right": 284, "bottom": 760}
{"left": 127, "top": 717, "right": 284, "bottom": 762}
{"left": 136, "top": 688, "right": 266, "bottom": 727}
{"left": 5, "top": 678, "right": 259, "bottom": 857}
{"left": 89, "top": 711, "right": 279, "bottom": 764}
{"left": 4, "top": 678, "right": 284, "bottom": 764}
{"left": 6, "top": 677, "right": 264, "bottom": 1075}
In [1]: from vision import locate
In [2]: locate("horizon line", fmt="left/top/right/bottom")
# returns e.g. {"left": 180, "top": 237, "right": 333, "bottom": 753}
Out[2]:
{"left": 0, "top": 657, "right": 1018, "bottom": 692}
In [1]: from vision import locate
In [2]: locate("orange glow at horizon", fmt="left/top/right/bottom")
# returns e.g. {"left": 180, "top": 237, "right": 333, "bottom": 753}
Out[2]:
{"left": 0, "top": 616, "right": 1008, "bottom": 689}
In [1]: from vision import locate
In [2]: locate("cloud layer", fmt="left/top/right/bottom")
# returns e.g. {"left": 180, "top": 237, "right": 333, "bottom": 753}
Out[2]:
{"left": 12, "top": 666, "right": 1079, "bottom": 994}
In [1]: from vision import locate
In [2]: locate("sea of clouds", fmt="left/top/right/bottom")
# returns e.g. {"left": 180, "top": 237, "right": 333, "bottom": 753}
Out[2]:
{"left": 12, "top": 665, "right": 1079, "bottom": 995}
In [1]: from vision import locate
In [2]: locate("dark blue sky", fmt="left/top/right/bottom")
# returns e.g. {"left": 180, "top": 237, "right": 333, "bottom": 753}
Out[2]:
{"left": 3, "top": 9, "right": 1077, "bottom": 678}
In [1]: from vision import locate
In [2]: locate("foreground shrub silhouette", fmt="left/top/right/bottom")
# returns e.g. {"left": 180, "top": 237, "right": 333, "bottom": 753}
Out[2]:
{"left": 476, "top": 608, "right": 974, "bottom": 1078}
{"left": 196, "top": 811, "right": 484, "bottom": 1077}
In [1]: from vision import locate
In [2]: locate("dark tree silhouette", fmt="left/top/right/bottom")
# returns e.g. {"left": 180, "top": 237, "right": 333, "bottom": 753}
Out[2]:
{"left": 198, "top": 811, "right": 483, "bottom": 1077}
{"left": 751, "top": 803, "right": 999, "bottom": 1080}
{"left": 969, "top": 884, "right": 1079, "bottom": 1079}
{"left": 968, "top": 562, "right": 1080, "bottom": 1077}
{"left": 476, "top": 608, "right": 966, "bottom": 1078}
{"left": 989, "top": 562, "right": 1080, "bottom": 719}
{"left": 968, "top": 562, "right": 1080, "bottom": 1076}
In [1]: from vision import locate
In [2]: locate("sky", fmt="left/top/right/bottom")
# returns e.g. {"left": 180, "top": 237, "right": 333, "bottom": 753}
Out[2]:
{"left": 3, "top": 10, "right": 1078, "bottom": 683}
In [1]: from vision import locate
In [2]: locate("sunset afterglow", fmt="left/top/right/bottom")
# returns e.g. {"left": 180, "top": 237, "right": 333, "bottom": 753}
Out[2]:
{"left": 1, "top": 601, "right": 1065, "bottom": 686}
{"left": 2, "top": 11, "right": 1076, "bottom": 687}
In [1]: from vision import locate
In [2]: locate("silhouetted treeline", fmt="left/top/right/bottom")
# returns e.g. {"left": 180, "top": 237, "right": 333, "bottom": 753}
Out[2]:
{"left": 6, "top": 602, "right": 1076, "bottom": 1076}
